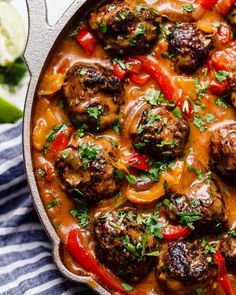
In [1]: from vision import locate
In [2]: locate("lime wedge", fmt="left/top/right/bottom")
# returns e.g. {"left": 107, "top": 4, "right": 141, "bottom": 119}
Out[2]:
{"left": 0, "top": 1, "right": 26, "bottom": 66}
{"left": 0, "top": 97, "right": 22, "bottom": 123}
{"left": 0, "top": 86, "right": 22, "bottom": 123}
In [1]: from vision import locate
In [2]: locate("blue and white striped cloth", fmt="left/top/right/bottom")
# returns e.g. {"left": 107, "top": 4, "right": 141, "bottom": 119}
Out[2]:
{"left": 0, "top": 120, "right": 94, "bottom": 295}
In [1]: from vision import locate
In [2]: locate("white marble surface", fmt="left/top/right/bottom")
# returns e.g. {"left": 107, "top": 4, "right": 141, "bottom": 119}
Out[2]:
{"left": 9, "top": 0, "right": 75, "bottom": 110}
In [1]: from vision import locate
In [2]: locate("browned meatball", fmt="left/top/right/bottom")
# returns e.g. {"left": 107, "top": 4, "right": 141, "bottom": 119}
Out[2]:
{"left": 94, "top": 208, "right": 159, "bottom": 283}
{"left": 63, "top": 63, "right": 124, "bottom": 131}
{"left": 227, "top": 3, "right": 236, "bottom": 37}
{"left": 168, "top": 23, "right": 212, "bottom": 74}
{"left": 210, "top": 123, "right": 236, "bottom": 181}
{"left": 55, "top": 135, "right": 120, "bottom": 203}
{"left": 132, "top": 106, "right": 189, "bottom": 161}
{"left": 221, "top": 230, "right": 236, "bottom": 274}
{"left": 164, "top": 173, "right": 228, "bottom": 233}
{"left": 156, "top": 240, "right": 218, "bottom": 294}
{"left": 89, "top": 0, "right": 160, "bottom": 55}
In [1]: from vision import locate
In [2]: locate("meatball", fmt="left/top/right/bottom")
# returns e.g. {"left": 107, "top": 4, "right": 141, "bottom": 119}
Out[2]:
{"left": 132, "top": 106, "right": 189, "bottom": 161}
{"left": 227, "top": 3, "right": 236, "bottom": 37}
{"left": 210, "top": 123, "right": 236, "bottom": 181}
{"left": 165, "top": 173, "right": 228, "bottom": 233}
{"left": 55, "top": 135, "right": 120, "bottom": 203}
{"left": 63, "top": 63, "right": 124, "bottom": 130}
{"left": 168, "top": 23, "right": 212, "bottom": 74}
{"left": 156, "top": 240, "right": 218, "bottom": 294}
{"left": 94, "top": 208, "right": 158, "bottom": 283}
{"left": 221, "top": 230, "right": 236, "bottom": 274}
{"left": 89, "top": 0, "right": 160, "bottom": 55}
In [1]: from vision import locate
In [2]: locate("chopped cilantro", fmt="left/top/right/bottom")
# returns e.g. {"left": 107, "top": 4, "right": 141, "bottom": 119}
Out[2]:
{"left": 70, "top": 199, "right": 89, "bottom": 228}
{"left": 161, "top": 52, "right": 174, "bottom": 59}
{"left": 172, "top": 106, "right": 183, "bottom": 118}
{"left": 87, "top": 106, "right": 104, "bottom": 120}
{"left": 143, "top": 88, "right": 165, "bottom": 106}
{"left": 47, "top": 198, "right": 59, "bottom": 209}
{"left": 37, "top": 168, "right": 46, "bottom": 177}
{"left": 113, "top": 58, "right": 130, "bottom": 71}
{"left": 99, "top": 22, "right": 107, "bottom": 33}
{"left": 194, "top": 77, "right": 208, "bottom": 99}
{"left": 120, "top": 11, "right": 129, "bottom": 19}
{"left": 146, "top": 251, "right": 160, "bottom": 256}
{"left": 125, "top": 174, "right": 137, "bottom": 184}
{"left": 215, "top": 70, "right": 229, "bottom": 83}
{"left": 136, "top": 5, "right": 149, "bottom": 12}
{"left": 136, "top": 23, "right": 146, "bottom": 37}
{"left": 76, "top": 123, "right": 88, "bottom": 138}
{"left": 193, "top": 115, "right": 206, "bottom": 132}
{"left": 145, "top": 210, "right": 163, "bottom": 239}
{"left": 122, "top": 283, "right": 133, "bottom": 291}
{"left": 215, "top": 97, "right": 230, "bottom": 108}
{"left": 177, "top": 211, "right": 202, "bottom": 230}
{"left": 228, "top": 229, "right": 236, "bottom": 237}
{"left": 205, "top": 113, "right": 215, "bottom": 124}
{"left": 195, "top": 288, "right": 204, "bottom": 295}
{"left": 187, "top": 165, "right": 204, "bottom": 180}
{"left": 112, "top": 118, "right": 121, "bottom": 135}
{"left": 183, "top": 3, "right": 194, "bottom": 12}
{"left": 204, "top": 244, "right": 216, "bottom": 254}
{"left": 107, "top": 4, "right": 116, "bottom": 12}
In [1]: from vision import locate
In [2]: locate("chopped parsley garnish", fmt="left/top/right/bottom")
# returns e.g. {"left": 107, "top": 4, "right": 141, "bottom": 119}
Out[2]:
{"left": 159, "top": 24, "right": 172, "bottom": 38}
{"left": 205, "top": 113, "right": 215, "bottom": 124}
{"left": 145, "top": 210, "right": 163, "bottom": 239}
{"left": 99, "top": 22, "right": 107, "bottom": 33}
{"left": 69, "top": 25, "right": 81, "bottom": 39}
{"left": 146, "top": 251, "right": 160, "bottom": 256}
{"left": 43, "top": 144, "right": 49, "bottom": 156}
{"left": 125, "top": 174, "right": 137, "bottom": 184}
{"left": 161, "top": 52, "right": 174, "bottom": 59}
{"left": 78, "top": 142, "right": 101, "bottom": 170}
{"left": 136, "top": 23, "right": 146, "bottom": 37}
{"left": 215, "top": 97, "right": 230, "bottom": 108}
{"left": 172, "top": 106, "right": 183, "bottom": 118}
{"left": 228, "top": 229, "right": 236, "bottom": 237}
{"left": 120, "top": 11, "right": 129, "bottom": 19}
{"left": 193, "top": 115, "right": 206, "bottom": 132}
{"left": 107, "top": 4, "right": 116, "bottom": 12}
{"left": 113, "top": 58, "right": 130, "bottom": 71}
{"left": 183, "top": 3, "right": 194, "bottom": 12}
{"left": 136, "top": 5, "right": 149, "bottom": 12}
{"left": 187, "top": 165, "right": 204, "bottom": 180}
{"left": 47, "top": 198, "right": 59, "bottom": 209}
{"left": 122, "top": 283, "right": 133, "bottom": 291}
{"left": 112, "top": 118, "right": 121, "bottom": 135}
{"left": 215, "top": 70, "right": 229, "bottom": 83}
{"left": 194, "top": 77, "right": 208, "bottom": 99}
{"left": 76, "top": 123, "right": 88, "bottom": 138}
{"left": 195, "top": 288, "right": 204, "bottom": 295}
{"left": 162, "top": 198, "right": 173, "bottom": 211}
{"left": 177, "top": 211, "right": 202, "bottom": 230}
{"left": 70, "top": 199, "right": 89, "bottom": 228}
{"left": 204, "top": 244, "right": 217, "bottom": 254}
{"left": 37, "top": 168, "right": 46, "bottom": 177}
{"left": 87, "top": 106, "right": 104, "bottom": 120}
{"left": 143, "top": 88, "right": 165, "bottom": 106}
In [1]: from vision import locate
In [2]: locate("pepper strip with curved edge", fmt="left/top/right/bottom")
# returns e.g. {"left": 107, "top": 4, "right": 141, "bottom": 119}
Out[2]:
{"left": 200, "top": 0, "right": 218, "bottom": 10}
{"left": 162, "top": 226, "right": 192, "bottom": 240}
{"left": 66, "top": 229, "right": 133, "bottom": 295}
{"left": 75, "top": 28, "right": 97, "bottom": 56}
{"left": 216, "top": 0, "right": 235, "bottom": 15}
{"left": 136, "top": 56, "right": 194, "bottom": 118}
{"left": 129, "top": 154, "right": 150, "bottom": 171}
{"left": 214, "top": 252, "right": 235, "bottom": 295}
{"left": 48, "top": 127, "right": 73, "bottom": 156}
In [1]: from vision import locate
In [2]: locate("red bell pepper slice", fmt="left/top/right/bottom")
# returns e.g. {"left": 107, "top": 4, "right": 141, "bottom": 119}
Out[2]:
{"left": 162, "top": 225, "right": 192, "bottom": 240}
{"left": 50, "top": 127, "right": 73, "bottom": 155}
{"left": 43, "top": 162, "right": 54, "bottom": 182}
{"left": 113, "top": 63, "right": 127, "bottom": 79}
{"left": 175, "top": 99, "right": 194, "bottom": 119}
{"left": 210, "top": 52, "right": 229, "bottom": 71}
{"left": 137, "top": 56, "right": 180, "bottom": 101}
{"left": 76, "top": 29, "right": 97, "bottom": 56}
{"left": 129, "top": 154, "right": 150, "bottom": 171}
{"left": 216, "top": 0, "right": 235, "bottom": 16}
{"left": 217, "top": 25, "right": 233, "bottom": 45}
{"left": 66, "top": 229, "right": 132, "bottom": 294}
{"left": 129, "top": 73, "right": 151, "bottom": 85}
{"left": 200, "top": 0, "right": 218, "bottom": 10}
{"left": 209, "top": 79, "right": 229, "bottom": 95}
{"left": 214, "top": 252, "right": 235, "bottom": 295}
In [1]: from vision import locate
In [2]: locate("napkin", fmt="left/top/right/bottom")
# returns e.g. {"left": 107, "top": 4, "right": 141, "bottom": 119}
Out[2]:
{"left": 0, "top": 120, "right": 94, "bottom": 295}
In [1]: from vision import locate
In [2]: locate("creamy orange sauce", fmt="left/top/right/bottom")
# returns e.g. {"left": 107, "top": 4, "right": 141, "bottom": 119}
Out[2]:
{"left": 32, "top": 0, "right": 236, "bottom": 294}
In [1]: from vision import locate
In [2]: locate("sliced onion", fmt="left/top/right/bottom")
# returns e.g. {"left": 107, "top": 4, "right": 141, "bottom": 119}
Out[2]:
{"left": 154, "top": 0, "right": 204, "bottom": 22}
{"left": 123, "top": 99, "right": 149, "bottom": 138}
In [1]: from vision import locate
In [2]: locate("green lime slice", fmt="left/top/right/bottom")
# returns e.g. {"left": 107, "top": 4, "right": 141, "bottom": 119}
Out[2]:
{"left": 0, "top": 1, "right": 26, "bottom": 66}
{"left": 0, "top": 97, "right": 22, "bottom": 123}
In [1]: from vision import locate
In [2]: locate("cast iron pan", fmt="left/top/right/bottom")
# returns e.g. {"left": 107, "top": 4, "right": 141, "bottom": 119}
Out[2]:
{"left": 23, "top": 0, "right": 110, "bottom": 293}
